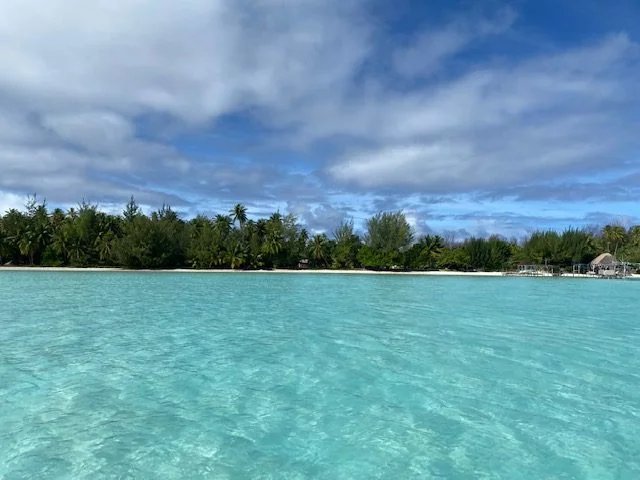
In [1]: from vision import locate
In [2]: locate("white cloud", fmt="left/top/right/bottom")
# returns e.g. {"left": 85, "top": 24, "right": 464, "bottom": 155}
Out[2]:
{"left": 0, "top": 191, "right": 27, "bottom": 214}
{"left": 0, "top": 0, "right": 372, "bottom": 207}
{"left": 0, "top": 0, "right": 637, "bottom": 226}
{"left": 327, "top": 34, "right": 639, "bottom": 192}
{"left": 0, "top": 0, "right": 369, "bottom": 122}
{"left": 42, "top": 112, "right": 134, "bottom": 154}
{"left": 331, "top": 143, "right": 473, "bottom": 188}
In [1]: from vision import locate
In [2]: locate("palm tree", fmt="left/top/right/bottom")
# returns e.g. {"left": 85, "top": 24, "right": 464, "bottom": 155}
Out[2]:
{"left": 95, "top": 230, "right": 116, "bottom": 264}
{"left": 50, "top": 208, "right": 66, "bottom": 229}
{"left": 602, "top": 225, "right": 626, "bottom": 255}
{"left": 68, "top": 235, "right": 86, "bottom": 266}
{"left": 625, "top": 226, "right": 640, "bottom": 263}
{"left": 18, "top": 233, "right": 36, "bottom": 265}
{"left": 264, "top": 233, "right": 282, "bottom": 257}
{"left": 418, "top": 235, "right": 444, "bottom": 268}
{"left": 299, "top": 228, "right": 308, "bottom": 243}
{"left": 254, "top": 219, "right": 267, "bottom": 240}
{"left": 230, "top": 203, "right": 248, "bottom": 229}
{"left": 262, "top": 220, "right": 284, "bottom": 266}
{"left": 67, "top": 207, "right": 78, "bottom": 221}
{"left": 227, "top": 241, "right": 247, "bottom": 269}
{"left": 269, "top": 212, "right": 282, "bottom": 225}
{"left": 310, "top": 234, "right": 329, "bottom": 267}
{"left": 214, "top": 214, "right": 232, "bottom": 235}
{"left": 262, "top": 214, "right": 284, "bottom": 264}
{"left": 212, "top": 248, "right": 227, "bottom": 268}
{"left": 52, "top": 225, "right": 70, "bottom": 264}
{"left": 629, "top": 226, "right": 640, "bottom": 247}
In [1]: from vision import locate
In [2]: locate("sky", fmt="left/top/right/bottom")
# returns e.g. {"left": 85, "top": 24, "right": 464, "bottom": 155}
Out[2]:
{"left": 0, "top": 0, "right": 639, "bottom": 239}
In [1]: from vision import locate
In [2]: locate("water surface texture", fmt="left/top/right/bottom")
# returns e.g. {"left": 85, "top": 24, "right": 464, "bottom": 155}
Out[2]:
{"left": 1, "top": 272, "right": 639, "bottom": 479}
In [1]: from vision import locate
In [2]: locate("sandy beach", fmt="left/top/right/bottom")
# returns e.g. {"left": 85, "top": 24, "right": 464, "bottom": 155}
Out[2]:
{"left": 0, "top": 266, "right": 502, "bottom": 276}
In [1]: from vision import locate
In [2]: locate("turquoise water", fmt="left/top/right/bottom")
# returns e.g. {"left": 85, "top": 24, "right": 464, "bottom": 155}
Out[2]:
{"left": 1, "top": 272, "right": 639, "bottom": 479}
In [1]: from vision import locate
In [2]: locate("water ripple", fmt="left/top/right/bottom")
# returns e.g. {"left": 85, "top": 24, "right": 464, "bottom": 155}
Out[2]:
{"left": 1, "top": 272, "right": 639, "bottom": 478}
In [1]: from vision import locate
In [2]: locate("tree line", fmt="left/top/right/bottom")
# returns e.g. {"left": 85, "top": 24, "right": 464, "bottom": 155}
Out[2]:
{"left": 1, "top": 196, "right": 639, "bottom": 271}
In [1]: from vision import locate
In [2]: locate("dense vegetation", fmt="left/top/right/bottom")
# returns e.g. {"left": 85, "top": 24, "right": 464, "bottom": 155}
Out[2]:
{"left": 1, "top": 196, "right": 640, "bottom": 271}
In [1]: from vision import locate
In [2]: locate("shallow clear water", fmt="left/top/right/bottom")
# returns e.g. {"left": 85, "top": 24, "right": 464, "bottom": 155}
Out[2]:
{"left": 1, "top": 272, "right": 639, "bottom": 479}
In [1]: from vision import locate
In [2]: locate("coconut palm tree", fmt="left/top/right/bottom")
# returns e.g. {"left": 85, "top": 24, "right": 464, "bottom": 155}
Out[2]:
{"left": 269, "top": 212, "right": 282, "bottom": 225}
{"left": 230, "top": 203, "right": 248, "bottom": 229}
{"left": 262, "top": 220, "right": 284, "bottom": 267}
{"left": 629, "top": 226, "right": 640, "bottom": 245}
{"left": 227, "top": 241, "right": 247, "bottom": 269}
{"left": 18, "top": 233, "right": 36, "bottom": 265}
{"left": 214, "top": 214, "right": 232, "bottom": 235}
{"left": 95, "top": 230, "right": 116, "bottom": 264}
{"left": 299, "top": 228, "right": 309, "bottom": 244}
{"left": 254, "top": 219, "right": 267, "bottom": 244}
{"left": 417, "top": 235, "right": 444, "bottom": 269}
{"left": 602, "top": 225, "right": 626, "bottom": 255}
{"left": 67, "top": 234, "right": 86, "bottom": 266}
{"left": 264, "top": 232, "right": 282, "bottom": 257}
{"left": 309, "top": 234, "right": 329, "bottom": 267}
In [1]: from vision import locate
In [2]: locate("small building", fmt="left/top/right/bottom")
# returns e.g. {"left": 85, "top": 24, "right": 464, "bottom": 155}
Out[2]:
{"left": 590, "top": 253, "right": 625, "bottom": 277}
{"left": 297, "top": 259, "right": 310, "bottom": 269}
{"left": 590, "top": 253, "right": 615, "bottom": 268}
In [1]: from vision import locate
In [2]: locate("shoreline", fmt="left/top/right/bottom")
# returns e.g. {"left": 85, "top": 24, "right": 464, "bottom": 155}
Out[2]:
{"left": 1, "top": 265, "right": 639, "bottom": 279}
{"left": 0, "top": 266, "right": 502, "bottom": 276}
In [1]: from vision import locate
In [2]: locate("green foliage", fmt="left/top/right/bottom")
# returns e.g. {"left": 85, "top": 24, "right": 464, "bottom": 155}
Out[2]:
{"left": 405, "top": 235, "right": 444, "bottom": 270}
{"left": 559, "top": 228, "right": 597, "bottom": 265}
{"left": 123, "top": 196, "right": 141, "bottom": 222}
{"left": 1, "top": 195, "right": 637, "bottom": 272}
{"left": 436, "top": 247, "right": 471, "bottom": 271}
{"left": 463, "top": 236, "right": 513, "bottom": 271}
{"left": 230, "top": 203, "right": 248, "bottom": 229}
{"left": 187, "top": 216, "right": 222, "bottom": 268}
{"left": 361, "top": 211, "right": 412, "bottom": 270}
{"left": 522, "top": 229, "right": 597, "bottom": 267}
{"left": 522, "top": 231, "right": 561, "bottom": 265}
{"left": 601, "top": 224, "right": 626, "bottom": 255}
{"left": 117, "top": 205, "right": 186, "bottom": 269}
{"left": 2, "top": 195, "right": 52, "bottom": 265}
{"left": 332, "top": 220, "right": 361, "bottom": 269}
{"left": 0, "top": 209, "right": 28, "bottom": 264}
{"left": 308, "top": 234, "right": 331, "bottom": 268}
{"left": 620, "top": 226, "right": 640, "bottom": 262}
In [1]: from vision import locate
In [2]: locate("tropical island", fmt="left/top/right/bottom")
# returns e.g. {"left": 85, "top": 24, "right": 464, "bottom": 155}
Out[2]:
{"left": 1, "top": 196, "right": 639, "bottom": 273}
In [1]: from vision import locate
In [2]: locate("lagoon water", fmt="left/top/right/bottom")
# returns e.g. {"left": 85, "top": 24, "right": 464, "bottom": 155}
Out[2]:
{"left": 1, "top": 271, "right": 639, "bottom": 479}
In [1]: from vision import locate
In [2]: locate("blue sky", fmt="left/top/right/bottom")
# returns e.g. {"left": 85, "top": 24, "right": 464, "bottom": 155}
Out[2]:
{"left": 0, "top": 0, "right": 639, "bottom": 238}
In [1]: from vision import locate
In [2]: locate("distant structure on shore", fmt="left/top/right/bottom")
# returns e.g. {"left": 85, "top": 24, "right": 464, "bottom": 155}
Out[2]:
{"left": 505, "top": 253, "right": 640, "bottom": 278}
{"left": 588, "top": 253, "right": 633, "bottom": 277}
{"left": 505, "top": 264, "right": 555, "bottom": 277}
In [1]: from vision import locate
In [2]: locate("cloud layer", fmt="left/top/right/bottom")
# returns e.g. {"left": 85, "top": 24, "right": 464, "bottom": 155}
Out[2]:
{"left": 0, "top": 0, "right": 638, "bottom": 235}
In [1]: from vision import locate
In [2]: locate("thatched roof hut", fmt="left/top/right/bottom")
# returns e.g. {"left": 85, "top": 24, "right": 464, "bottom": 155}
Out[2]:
{"left": 590, "top": 253, "right": 615, "bottom": 266}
